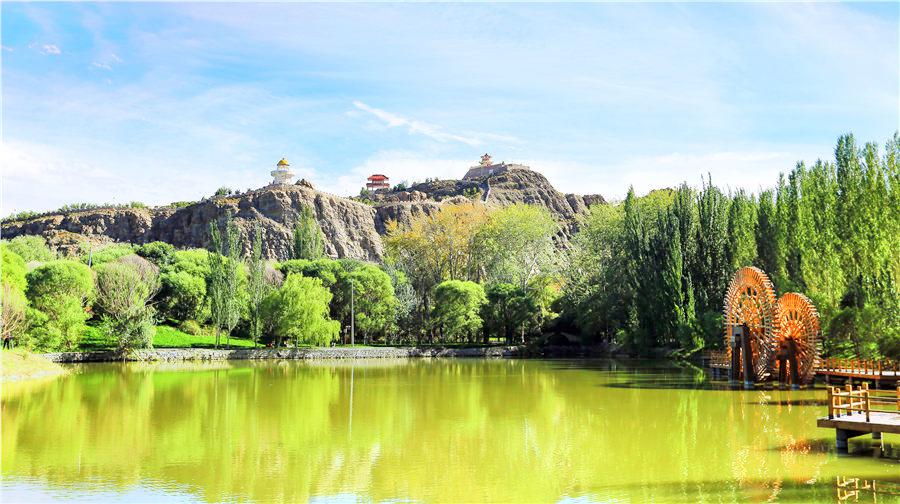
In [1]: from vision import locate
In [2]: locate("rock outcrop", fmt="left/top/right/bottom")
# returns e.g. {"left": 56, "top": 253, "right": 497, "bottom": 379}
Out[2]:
{"left": 4, "top": 168, "right": 606, "bottom": 260}
{"left": 3, "top": 185, "right": 384, "bottom": 261}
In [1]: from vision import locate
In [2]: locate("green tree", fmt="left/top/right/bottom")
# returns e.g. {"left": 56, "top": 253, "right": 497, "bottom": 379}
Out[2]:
{"left": 156, "top": 249, "right": 210, "bottom": 323}
{"left": 345, "top": 264, "right": 397, "bottom": 344}
{"left": 481, "top": 283, "right": 535, "bottom": 344}
{"left": 1, "top": 243, "right": 28, "bottom": 293}
{"left": 2, "top": 283, "right": 28, "bottom": 347}
{"left": 755, "top": 189, "right": 784, "bottom": 285}
{"left": 693, "top": 178, "right": 730, "bottom": 318}
{"left": 246, "top": 225, "right": 271, "bottom": 347}
{"left": 263, "top": 275, "right": 339, "bottom": 347}
{"left": 477, "top": 203, "right": 558, "bottom": 288}
{"left": 26, "top": 260, "right": 95, "bottom": 308}
{"left": 725, "top": 189, "right": 757, "bottom": 272}
{"left": 292, "top": 206, "right": 325, "bottom": 260}
{"left": 432, "top": 280, "right": 486, "bottom": 343}
{"left": 208, "top": 216, "right": 243, "bottom": 348}
{"left": 95, "top": 256, "right": 159, "bottom": 351}
{"left": 25, "top": 260, "right": 95, "bottom": 351}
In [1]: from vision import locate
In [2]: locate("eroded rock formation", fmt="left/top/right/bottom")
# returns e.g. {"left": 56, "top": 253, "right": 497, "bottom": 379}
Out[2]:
{"left": 4, "top": 168, "right": 605, "bottom": 260}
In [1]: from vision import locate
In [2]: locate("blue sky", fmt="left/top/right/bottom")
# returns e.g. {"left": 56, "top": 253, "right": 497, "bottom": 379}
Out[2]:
{"left": 2, "top": 2, "right": 898, "bottom": 215}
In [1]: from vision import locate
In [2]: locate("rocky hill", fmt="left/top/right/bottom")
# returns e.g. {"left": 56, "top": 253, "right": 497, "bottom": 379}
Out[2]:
{"left": 3, "top": 169, "right": 605, "bottom": 261}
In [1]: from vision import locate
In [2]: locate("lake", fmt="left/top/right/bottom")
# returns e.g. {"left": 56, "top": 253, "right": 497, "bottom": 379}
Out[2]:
{"left": 2, "top": 359, "right": 898, "bottom": 503}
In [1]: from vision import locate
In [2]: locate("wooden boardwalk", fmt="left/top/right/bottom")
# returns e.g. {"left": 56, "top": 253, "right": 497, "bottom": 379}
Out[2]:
{"left": 817, "top": 384, "right": 900, "bottom": 452}
{"left": 817, "top": 358, "right": 900, "bottom": 385}
{"left": 702, "top": 352, "right": 900, "bottom": 385}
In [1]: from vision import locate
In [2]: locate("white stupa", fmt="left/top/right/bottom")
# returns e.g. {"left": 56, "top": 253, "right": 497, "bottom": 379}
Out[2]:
{"left": 271, "top": 158, "right": 295, "bottom": 185}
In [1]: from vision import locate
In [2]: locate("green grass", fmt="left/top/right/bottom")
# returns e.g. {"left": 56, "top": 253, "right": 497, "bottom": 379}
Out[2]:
{"left": 78, "top": 325, "right": 256, "bottom": 351}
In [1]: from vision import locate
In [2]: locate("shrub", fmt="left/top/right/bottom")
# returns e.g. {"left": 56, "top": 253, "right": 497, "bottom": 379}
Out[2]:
{"left": 95, "top": 260, "right": 160, "bottom": 351}
{"left": 6, "top": 235, "right": 54, "bottom": 262}
{"left": 1, "top": 244, "right": 27, "bottom": 292}
{"left": 26, "top": 260, "right": 95, "bottom": 308}
{"left": 136, "top": 241, "right": 176, "bottom": 267}
{"left": 82, "top": 244, "right": 134, "bottom": 266}
{"left": 214, "top": 187, "right": 233, "bottom": 197}
{"left": 2, "top": 210, "right": 38, "bottom": 222}
{"left": 168, "top": 249, "right": 211, "bottom": 278}
{"left": 159, "top": 270, "right": 207, "bottom": 323}
{"left": 25, "top": 296, "right": 90, "bottom": 351}
{"left": 178, "top": 319, "right": 204, "bottom": 336}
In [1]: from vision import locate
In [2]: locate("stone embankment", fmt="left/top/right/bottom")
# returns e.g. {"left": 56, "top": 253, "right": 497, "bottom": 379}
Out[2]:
{"left": 41, "top": 346, "right": 525, "bottom": 363}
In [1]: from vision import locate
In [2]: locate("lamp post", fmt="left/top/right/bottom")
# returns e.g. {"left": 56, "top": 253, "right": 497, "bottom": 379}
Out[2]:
{"left": 350, "top": 280, "right": 355, "bottom": 346}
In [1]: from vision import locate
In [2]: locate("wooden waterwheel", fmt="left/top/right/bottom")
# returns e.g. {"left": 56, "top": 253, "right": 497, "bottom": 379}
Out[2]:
{"left": 773, "top": 293, "right": 821, "bottom": 385}
{"left": 723, "top": 267, "right": 779, "bottom": 382}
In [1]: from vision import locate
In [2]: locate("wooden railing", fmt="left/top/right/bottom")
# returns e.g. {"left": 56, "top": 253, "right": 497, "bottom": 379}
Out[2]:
{"left": 827, "top": 383, "right": 900, "bottom": 422}
{"left": 820, "top": 358, "right": 900, "bottom": 377}
{"left": 702, "top": 350, "right": 729, "bottom": 368}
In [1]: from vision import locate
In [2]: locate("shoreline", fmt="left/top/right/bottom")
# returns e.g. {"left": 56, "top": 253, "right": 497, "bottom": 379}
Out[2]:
{"left": 40, "top": 346, "right": 531, "bottom": 363}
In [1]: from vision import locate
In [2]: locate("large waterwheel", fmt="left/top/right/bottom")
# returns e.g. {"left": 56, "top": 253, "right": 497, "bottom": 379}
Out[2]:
{"left": 723, "top": 267, "right": 779, "bottom": 382}
{"left": 773, "top": 293, "right": 821, "bottom": 385}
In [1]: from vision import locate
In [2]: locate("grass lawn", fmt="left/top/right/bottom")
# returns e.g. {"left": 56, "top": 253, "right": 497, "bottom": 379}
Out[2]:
{"left": 1, "top": 349, "right": 68, "bottom": 381}
{"left": 79, "top": 325, "right": 257, "bottom": 351}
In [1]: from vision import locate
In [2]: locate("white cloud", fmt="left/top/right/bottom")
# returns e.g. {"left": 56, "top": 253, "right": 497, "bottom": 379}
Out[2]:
{"left": 1, "top": 45, "right": 13, "bottom": 52}
{"left": 91, "top": 62, "right": 112, "bottom": 71}
{"left": 352, "top": 101, "right": 488, "bottom": 147}
{"left": 40, "top": 44, "right": 61, "bottom": 55}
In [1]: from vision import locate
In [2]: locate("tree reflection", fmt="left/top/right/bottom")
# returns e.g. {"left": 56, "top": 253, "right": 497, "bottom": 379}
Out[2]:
{"left": 2, "top": 360, "right": 898, "bottom": 502}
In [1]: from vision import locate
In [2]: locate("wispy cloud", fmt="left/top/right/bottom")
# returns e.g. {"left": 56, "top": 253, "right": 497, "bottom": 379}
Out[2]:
{"left": 91, "top": 61, "right": 112, "bottom": 71}
{"left": 352, "top": 100, "right": 485, "bottom": 147}
{"left": 39, "top": 44, "right": 61, "bottom": 55}
{"left": 1, "top": 45, "right": 13, "bottom": 52}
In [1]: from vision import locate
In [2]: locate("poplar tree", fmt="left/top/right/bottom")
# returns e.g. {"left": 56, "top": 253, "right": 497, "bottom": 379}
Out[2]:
{"left": 292, "top": 206, "right": 325, "bottom": 260}
{"left": 246, "top": 224, "right": 269, "bottom": 347}
{"left": 208, "top": 215, "right": 242, "bottom": 348}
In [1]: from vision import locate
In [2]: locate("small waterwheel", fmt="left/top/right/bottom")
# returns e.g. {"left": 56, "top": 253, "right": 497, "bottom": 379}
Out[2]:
{"left": 773, "top": 292, "right": 821, "bottom": 385}
{"left": 723, "top": 267, "right": 779, "bottom": 382}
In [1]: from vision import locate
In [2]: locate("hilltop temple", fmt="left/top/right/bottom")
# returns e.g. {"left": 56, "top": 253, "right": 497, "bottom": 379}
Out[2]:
{"left": 271, "top": 158, "right": 295, "bottom": 185}
{"left": 462, "top": 153, "right": 530, "bottom": 180}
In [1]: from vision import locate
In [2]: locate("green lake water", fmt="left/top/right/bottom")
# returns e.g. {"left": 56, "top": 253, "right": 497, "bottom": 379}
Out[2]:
{"left": 2, "top": 359, "right": 898, "bottom": 503}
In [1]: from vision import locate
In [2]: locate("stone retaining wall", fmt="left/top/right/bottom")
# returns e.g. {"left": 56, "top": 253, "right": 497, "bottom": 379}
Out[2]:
{"left": 41, "top": 346, "right": 525, "bottom": 363}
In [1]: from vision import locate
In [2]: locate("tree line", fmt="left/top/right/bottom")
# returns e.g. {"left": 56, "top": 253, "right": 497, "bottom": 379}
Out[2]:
{"left": 1, "top": 132, "right": 896, "bottom": 357}
{"left": 562, "top": 133, "right": 899, "bottom": 359}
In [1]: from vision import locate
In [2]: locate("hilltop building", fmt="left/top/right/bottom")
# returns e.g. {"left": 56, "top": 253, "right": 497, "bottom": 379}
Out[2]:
{"left": 366, "top": 174, "right": 390, "bottom": 190}
{"left": 271, "top": 158, "right": 295, "bottom": 185}
{"left": 462, "top": 153, "right": 530, "bottom": 180}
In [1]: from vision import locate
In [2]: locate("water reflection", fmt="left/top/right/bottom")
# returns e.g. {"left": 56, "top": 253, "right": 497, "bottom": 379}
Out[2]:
{"left": 2, "top": 359, "right": 898, "bottom": 502}
{"left": 836, "top": 476, "right": 900, "bottom": 502}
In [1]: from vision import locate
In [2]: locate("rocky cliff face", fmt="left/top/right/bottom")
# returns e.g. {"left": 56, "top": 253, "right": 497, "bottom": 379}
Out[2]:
{"left": 368, "top": 169, "right": 606, "bottom": 239}
{"left": 4, "top": 170, "right": 605, "bottom": 260}
{"left": 3, "top": 184, "right": 384, "bottom": 261}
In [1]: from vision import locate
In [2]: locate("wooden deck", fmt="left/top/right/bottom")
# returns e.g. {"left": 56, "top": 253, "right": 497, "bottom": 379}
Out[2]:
{"left": 817, "top": 412, "right": 900, "bottom": 435}
{"left": 818, "top": 384, "right": 900, "bottom": 452}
